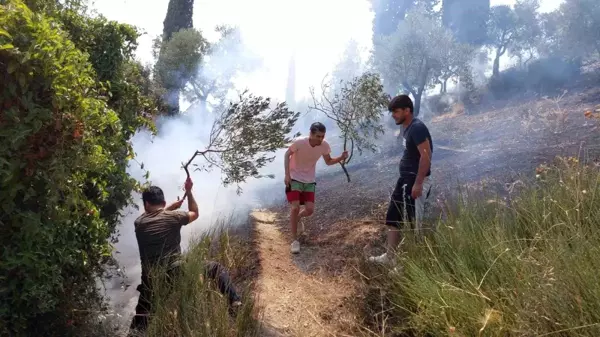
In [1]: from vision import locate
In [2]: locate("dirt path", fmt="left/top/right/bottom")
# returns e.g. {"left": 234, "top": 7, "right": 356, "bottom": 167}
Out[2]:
{"left": 251, "top": 209, "right": 370, "bottom": 337}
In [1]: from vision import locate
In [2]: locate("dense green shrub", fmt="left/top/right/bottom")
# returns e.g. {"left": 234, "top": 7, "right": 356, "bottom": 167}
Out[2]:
{"left": 0, "top": 1, "right": 155, "bottom": 335}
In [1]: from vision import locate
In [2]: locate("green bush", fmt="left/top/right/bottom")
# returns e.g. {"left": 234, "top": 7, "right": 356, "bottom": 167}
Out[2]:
{"left": 371, "top": 157, "right": 600, "bottom": 336}
{"left": 0, "top": 1, "right": 148, "bottom": 335}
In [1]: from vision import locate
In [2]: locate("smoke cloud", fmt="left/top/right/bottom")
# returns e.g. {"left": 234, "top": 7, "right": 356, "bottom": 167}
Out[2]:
{"left": 102, "top": 26, "right": 370, "bottom": 321}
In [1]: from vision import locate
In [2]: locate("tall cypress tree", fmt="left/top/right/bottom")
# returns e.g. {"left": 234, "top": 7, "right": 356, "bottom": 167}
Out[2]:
{"left": 160, "top": 0, "right": 195, "bottom": 115}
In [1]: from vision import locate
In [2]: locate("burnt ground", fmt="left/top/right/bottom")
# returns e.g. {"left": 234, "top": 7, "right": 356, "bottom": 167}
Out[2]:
{"left": 242, "top": 85, "right": 600, "bottom": 336}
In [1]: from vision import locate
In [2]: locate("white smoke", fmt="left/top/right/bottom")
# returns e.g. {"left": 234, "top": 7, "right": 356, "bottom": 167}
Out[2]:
{"left": 92, "top": 0, "right": 375, "bottom": 322}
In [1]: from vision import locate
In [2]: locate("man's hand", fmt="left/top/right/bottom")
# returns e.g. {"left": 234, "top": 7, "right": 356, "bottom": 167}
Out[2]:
{"left": 184, "top": 177, "right": 193, "bottom": 192}
{"left": 411, "top": 182, "right": 423, "bottom": 199}
{"left": 284, "top": 174, "right": 291, "bottom": 187}
{"left": 166, "top": 196, "right": 185, "bottom": 211}
{"left": 341, "top": 150, "right": 348, "bottom": 163}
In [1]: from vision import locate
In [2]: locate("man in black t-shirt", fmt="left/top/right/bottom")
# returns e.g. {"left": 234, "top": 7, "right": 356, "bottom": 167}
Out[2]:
{"left": 369, "top": 95, "right": 433, "bottom": 265}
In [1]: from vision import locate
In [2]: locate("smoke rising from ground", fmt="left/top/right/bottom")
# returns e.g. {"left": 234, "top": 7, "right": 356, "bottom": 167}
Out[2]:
{"left": 98, "top": 0, "right": 587, "bottom": 323}
{"left": 103, "top": 28, "right": 372, "bottom": 320}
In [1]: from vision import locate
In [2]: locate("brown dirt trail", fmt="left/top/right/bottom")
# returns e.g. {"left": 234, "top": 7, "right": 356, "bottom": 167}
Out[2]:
{"left": 251, "top": 210, "right": 374, "bottom": 337}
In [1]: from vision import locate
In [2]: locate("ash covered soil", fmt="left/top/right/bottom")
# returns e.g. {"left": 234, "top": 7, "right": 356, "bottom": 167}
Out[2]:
{"left": 247, "top": 86, "right": 600, "bottom": 336}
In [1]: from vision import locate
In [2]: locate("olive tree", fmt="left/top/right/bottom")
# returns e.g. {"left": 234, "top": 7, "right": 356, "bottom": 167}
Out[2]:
{"left": 373, "top": 6, "right": 455, "bottom": 116}
{"left": 309, "top": 72, "right": 390, "bottom": 182}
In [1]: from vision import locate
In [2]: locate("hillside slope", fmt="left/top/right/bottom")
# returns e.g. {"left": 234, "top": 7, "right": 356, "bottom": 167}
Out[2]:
{"left": 250, "top": 86, "right": 600, "bottom": 336}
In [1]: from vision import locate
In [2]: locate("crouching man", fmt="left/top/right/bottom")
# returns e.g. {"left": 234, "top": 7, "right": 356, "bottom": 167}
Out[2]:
{"left": 129, "top": 178, "right": 241, "bottom": 332}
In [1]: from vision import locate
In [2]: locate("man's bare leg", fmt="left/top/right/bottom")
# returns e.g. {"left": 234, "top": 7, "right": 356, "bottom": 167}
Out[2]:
{"left": 386, "top": 227, "right": 401, "bottom": 256}
{"left": 297, "top": 201, "right": 314, "bottom": 235}
{"left": 298, "top": 201, "right": 315, "bottom": 218}
{"left": 290, "top": 201, "right": 300, "bottom": 241}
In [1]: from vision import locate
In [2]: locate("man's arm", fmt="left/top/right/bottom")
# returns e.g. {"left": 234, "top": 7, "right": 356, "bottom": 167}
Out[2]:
{"left": 415, "top": 139, "right": 432, "bottom": 185}
{"left": 322, "top": 153, "right": 346, "bottom": 166}
{"left": 186, "top": 191, "right": 199, "bottom": 224}
{"left": 284, "top": 148, "right": 292, "bottom": 178}
{"left": 165, "top": 198, "right": 184, "bottom": 211}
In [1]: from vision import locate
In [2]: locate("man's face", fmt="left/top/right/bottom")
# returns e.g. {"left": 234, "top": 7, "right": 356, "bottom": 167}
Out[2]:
{"left": 392, "top": 108, "right": 410, "bottom": 125}
{"left": 309, "top": 131, "right": 325, "bottom": 146}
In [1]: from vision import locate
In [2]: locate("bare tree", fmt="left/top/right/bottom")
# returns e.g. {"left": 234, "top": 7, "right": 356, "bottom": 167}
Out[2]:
{"left": 309, "top": 72, "right": 390, "bottom": 182}
{"left": 180, "top": 91, "right": 300, "bottom": 195}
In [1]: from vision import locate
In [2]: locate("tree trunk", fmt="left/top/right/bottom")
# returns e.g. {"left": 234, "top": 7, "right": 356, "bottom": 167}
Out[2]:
{"left": 165, "top": 90, "right": 180, "bottom": 116}
{"left": 160, "top": 0, "right": 195, "bottom": 115}
{"left": 492, "top": 48, "right": 501, "bottom": 77}
{"left": 414, "top": 91, "right": 422, "bottom": 117}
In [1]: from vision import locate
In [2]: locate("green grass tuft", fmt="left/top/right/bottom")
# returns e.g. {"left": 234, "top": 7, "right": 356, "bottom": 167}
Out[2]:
{"left": 370, "top": 157, "right": 600, "bottom": 336}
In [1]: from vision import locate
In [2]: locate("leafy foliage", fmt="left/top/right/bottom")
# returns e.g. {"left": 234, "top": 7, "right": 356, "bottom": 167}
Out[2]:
{"left": 182, "top": 25, "right": 262, "bottom": 110}
{"left": 155, "top": 25, "right": 260, "bottom": 113}
{"left": 153, "top": 28, "right": 209, "bottom": 114}
{"left": 442, "top": 0, "right": 490, "bottom": 46}
{"left": 550, "top": 0, "right": 600, "bottom": 62}
{"left": 184, "top": 91, "right": 300, "bottom": 194}
{"left": 486, "top": 1, "right": 540, "bottom": 76}
{"left": 156, "top": 0, "right": 195, "bottom": 115}
{"left": 373, "top": 6, "right": 458, "bottom": 116}
{"left": 510, "top": 0, "right": 543, "bottom": 67}
{"left": 435, "top": 42, "right": 474, "bottom": 94}
{"left": 309, "top": 72, "right": 390, "bottom": 182}
{"left": 330, "top": 39, "right": 365, "bottom": 92}
{"left": 0, "top": 1, "right": 159, "bottom": 335}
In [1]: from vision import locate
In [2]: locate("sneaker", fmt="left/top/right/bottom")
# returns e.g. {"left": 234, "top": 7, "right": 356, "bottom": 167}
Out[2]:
{"left": 368, "top": 252, "right": 391, "bottom": 264}
{"left": 291, "top": 240, "right": 300, "bottom": 254}
{"left": 388, "top": 265, "right": 403, "bottom": 276}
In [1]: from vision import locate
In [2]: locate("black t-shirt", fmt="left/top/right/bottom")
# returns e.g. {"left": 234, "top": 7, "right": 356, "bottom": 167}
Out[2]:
{"left": 399, "top": 118, "right": 433, "bottom": 177}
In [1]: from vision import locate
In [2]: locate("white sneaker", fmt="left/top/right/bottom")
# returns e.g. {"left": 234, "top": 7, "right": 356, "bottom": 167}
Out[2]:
{"left": 368, "top": 252, "right": 391, "bottom": 264}
{"left": 291, "top": 240, "right": 300, "bottom": 254}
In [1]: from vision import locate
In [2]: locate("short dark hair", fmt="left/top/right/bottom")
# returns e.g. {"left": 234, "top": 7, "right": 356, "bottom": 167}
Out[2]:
{"left": 310, "top": 122, "right": 326, "bottom": 134}
{"left": 388, "top": 94, "right": 413, "bottom": 114}
{"left": 142, "top": 186, "right": 165, "bottom": 206}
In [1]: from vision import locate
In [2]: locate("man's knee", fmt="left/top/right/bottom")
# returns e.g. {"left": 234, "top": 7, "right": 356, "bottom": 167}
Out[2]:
{"left": 290, "top": 202, "right": 300, "bottom": 214}
{"left": 303, "top": 203, "right": 315, "bottom": 216}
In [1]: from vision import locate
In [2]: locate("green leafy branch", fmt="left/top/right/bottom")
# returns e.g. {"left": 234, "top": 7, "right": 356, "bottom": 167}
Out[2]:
{"left": 180, "top": 90, "right": 300, "bottom": 196}
{"left": 309, "top": 72, "right": 390, "bottom": 182}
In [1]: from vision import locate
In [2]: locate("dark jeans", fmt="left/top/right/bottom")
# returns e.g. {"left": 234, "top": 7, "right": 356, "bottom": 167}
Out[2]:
{"left": 129, "top": 260, "right": 241, "bottom": 331}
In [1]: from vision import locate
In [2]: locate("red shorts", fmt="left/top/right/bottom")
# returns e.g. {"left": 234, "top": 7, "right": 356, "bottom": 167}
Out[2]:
{"left": 285, "top": 180, "right": 316, "bottom": 205}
